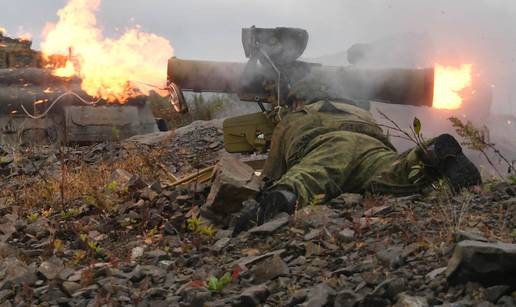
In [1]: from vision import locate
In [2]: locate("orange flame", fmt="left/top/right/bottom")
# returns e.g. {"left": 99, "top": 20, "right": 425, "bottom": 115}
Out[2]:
{"left": 53, "top": 60, "right": 76, "bottom": 78}
{"left": 0, "top": 26, "right": 6, "bottom": 35}
{"left": 433, "top": 64, "right": 473, "bottom": 110}
{"left": 41, "top": 0, "right": 173, "bottom": 103}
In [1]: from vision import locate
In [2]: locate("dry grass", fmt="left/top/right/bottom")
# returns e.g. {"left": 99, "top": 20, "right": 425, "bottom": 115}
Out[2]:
{"left": 0, "top": 144, "right": 168, "bottom": 216}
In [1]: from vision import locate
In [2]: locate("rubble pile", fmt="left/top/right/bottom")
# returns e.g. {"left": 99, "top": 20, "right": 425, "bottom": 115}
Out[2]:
{"left": 0, "top": 121, "right": 514, "bottom": 306}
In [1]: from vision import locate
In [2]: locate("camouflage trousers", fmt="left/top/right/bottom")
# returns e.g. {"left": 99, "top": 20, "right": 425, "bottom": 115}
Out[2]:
{"left": 270, "top": 130, "right": 430, "bottom": 206}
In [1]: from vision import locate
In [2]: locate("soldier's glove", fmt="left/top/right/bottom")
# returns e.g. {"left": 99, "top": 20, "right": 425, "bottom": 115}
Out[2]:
{"left": 232, "top": 189, "right": 297, "bottom": 236}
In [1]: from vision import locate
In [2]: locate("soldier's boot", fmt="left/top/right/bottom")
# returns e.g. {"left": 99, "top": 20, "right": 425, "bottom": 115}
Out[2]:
{"left": 424, "top": 134, "right": 481, "bottom": 191}
{"left": 232, "top": 189, "right": 296, "bottom": 236}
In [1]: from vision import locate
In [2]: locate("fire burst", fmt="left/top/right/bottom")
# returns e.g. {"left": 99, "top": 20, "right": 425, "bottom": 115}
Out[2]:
{"left": 42, "top": 0, "right": 173, "bottom": 103}
{"left": 433, "top": 64, "right": 472, "bottom": 110}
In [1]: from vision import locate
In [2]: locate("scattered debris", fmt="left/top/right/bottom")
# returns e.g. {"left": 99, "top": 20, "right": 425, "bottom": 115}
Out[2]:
{"left": 0, "top": 121, "right": 514, "bottom": 306}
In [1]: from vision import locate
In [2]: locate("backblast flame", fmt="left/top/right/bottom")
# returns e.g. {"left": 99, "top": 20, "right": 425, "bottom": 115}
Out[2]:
{"left": 41, "top": 0, "right": 174, "bottom": 103}
{"left": 433, "top": 64, "right": 472, "bottom": 110}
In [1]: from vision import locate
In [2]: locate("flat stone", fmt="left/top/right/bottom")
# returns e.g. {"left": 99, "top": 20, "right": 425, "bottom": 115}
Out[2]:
{"left": 336, "top": 193, "right": 363, "bottom": 206}
{"left": 334, "top": 289, "right": 362, "bottom": 307}
{"left": 485, "top": 285, "right": 511, "bottom": 303}
{"left": 305, "top": 283, "right": 336, "bottom": 307}
{"left": 212, "top": 238, "right": 231, "bottom": 253}
{"left": 425, "top": 267, "right": 447, "bottom": 280}
{"left": 376, "top": 245, "right": 404, "bottom": 268}
{"left": 253, "top": 254, "right": 290, "bottom": 283}
{"left": 204, "top": 155, "right": 260, "bottom": 214}
{"left": 131, "top": 246, "right": 145, "bottom": 261}
{"left": 38, "top": 258, "right": 63, "bottom": 280}
{"left": 446, "top": 240, "right": 516, "bottom": 286}
{"left": 61, "top": 281, "right": 81, "bottom": 296}
{"left": 249, "top": 213, "right": 289, "bottom": 235}
{"left": 240, "top": 284, "right": 270, "bottom": 306}
{"left": 337, "top": 229, "right": 355, "bottom": 243}
{"left": 394, "top": 293, "right": 429, "bottom": 307}
{"left": 0, "top": 257, "right": 37, "bottom": 289}
{"left": 304, "top": 228, "right": 323, "bottom": 241}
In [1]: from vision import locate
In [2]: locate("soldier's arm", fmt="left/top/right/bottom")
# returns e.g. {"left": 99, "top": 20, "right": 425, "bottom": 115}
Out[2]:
{"left": 261, "top": 120, "right": 288, "bottom": 183}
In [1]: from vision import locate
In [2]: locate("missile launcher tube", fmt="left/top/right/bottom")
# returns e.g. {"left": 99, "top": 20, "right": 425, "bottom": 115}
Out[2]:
{"left": 168, "top": 57, "right": 434, "bottom": 107}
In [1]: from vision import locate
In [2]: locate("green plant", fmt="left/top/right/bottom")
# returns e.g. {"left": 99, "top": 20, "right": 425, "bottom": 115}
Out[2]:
{"left": 186, "top": 216, "right": 203, "bottom": 232}
{"left": 187, "top": 215, "right": 217, "bottom": 238}
{"left": 60, "top": 208, "right": 81, "bottom": 219}
{"left": 111, "top": 127, "right": 121, "bottom": 140}
{"left": 105, "top": 181, "right": 118, "bottom": 192}
{"left": 449, "top": 116, "right": 515, "bottom": 178}
{"left": 80, "top": 233, "right": 103, "bottom": 254}
{"left": 27, "top": 212, "right": 39, "bottom": 222}
{"left": 197, "top": 225, "right": 216, "bottom": 237}
{"left": 190, "top": 94, "right": 227, "bottom": 120}
{"left": 377, "top": 111, "right": 428, "bottom": 154}
{"left": 206, "top": 272, "right": 232, "bottom": 292}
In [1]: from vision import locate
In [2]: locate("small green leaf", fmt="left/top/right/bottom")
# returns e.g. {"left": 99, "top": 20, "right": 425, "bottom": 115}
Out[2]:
{"left": 408, "top": 165, "right": 422, "bottom": 180}
{"left": 207, "top": 276, "right": 220, "bottom": 291}
{"left": 219, "top": 272, "right": 232, "bottom": 285}
{"left": 413, "top": 117, "right": 422, "bottom": 135}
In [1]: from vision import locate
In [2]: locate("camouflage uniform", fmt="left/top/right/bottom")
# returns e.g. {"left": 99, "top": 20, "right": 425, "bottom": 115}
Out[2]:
{"left": 262, "top": 100, "right": 432, "bottom": 206}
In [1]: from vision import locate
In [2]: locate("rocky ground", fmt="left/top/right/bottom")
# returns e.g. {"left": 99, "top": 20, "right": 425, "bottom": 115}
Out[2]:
{"left": 0, "top": 120, "right": 515, "bottom": 307}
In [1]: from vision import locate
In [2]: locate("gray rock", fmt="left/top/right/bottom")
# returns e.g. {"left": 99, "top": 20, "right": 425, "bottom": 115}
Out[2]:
{"left": 212, "top": 237, "right": 231, "bottom": 253}
{"left": 145, "top": 249, "right": 169, "bottom": 261}
{"left": 497, "top": 296, "right": 516, "bottom": 307}
{"left": 304, "top": 229, "right": 323, "bottom": 241}
{"left": 0, "top": 257, "right": 37, "bottom": 289}
{"left": 285, "top": 289, "right": 308, "bottom": 306}
{"left": 394, "top": 293, "right": 429, "bottom": 307}
{"left": 249, "top": 213, "right": 289, "bottom": 235}
{"left": 485, "top": 285, "right": 511, "bottom": 303}
{"left": 131, "top": 265, "right": 166, "bottom": 283}
{"left": 183, "top": 288, "right": 212, "bottom": 307}
{"left": 334, "top": 289, "right": 361, "bottom": 307}
{"left": 446, "top": 240, "right": 516, "bottom": 286}
{"left": 131, "top": 246, "right": 145, "bottom": 261}
{"left": 38, "top": 257, "right": 63, "bottom": 280}
{"left": 337, "top": 229, "right": 355, "bottom": 243}
{"left": 204, "top": 155, "right": 260, "bottom": 214}
{"left": 372, "top": 278, "right": 406, "bottom": 299}
{"left": 361, "top": 295, "right": 390, "bottom": 307}
{"left": 158, "top": 260, "right": 174, "bottom": 271}
{"left": 376, "top": 245, "right": 404, "bottom": 268}
{"left": 253, "top": 254, "right": 290, "bottom": 283}
{"left": 337, "top": 193, "right": 363, "bottom": 206}
{"left": 304, "top": 284, "right": 336, "bottom": 307}
{"left": 239, "top": 284, "right": 269, "bottom": 306}
{"left": 425, "top": 267, "right": 447, "bottom": 280}
{"left": 58, "top": 267, "right": 75, "bottom": 281}
{"left": 61, "top": 281, "right": 81, "bottom": 296}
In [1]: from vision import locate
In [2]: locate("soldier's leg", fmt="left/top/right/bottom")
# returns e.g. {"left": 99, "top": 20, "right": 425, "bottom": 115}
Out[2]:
{"left": 363, "top": 134, "right": 481, "bottom": 194}
{"left": 270, "top": 131, "right": 397, "bottom": 206}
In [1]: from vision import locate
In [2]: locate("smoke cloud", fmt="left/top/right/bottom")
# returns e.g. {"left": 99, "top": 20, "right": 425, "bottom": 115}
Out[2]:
{"left": 1, "top": 0, "right": 514, "bottom": 114}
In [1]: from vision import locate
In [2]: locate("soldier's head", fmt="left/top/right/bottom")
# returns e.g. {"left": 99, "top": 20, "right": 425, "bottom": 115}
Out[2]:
{"left": 288, "top": 79, "right": 330, "bottom": 109}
